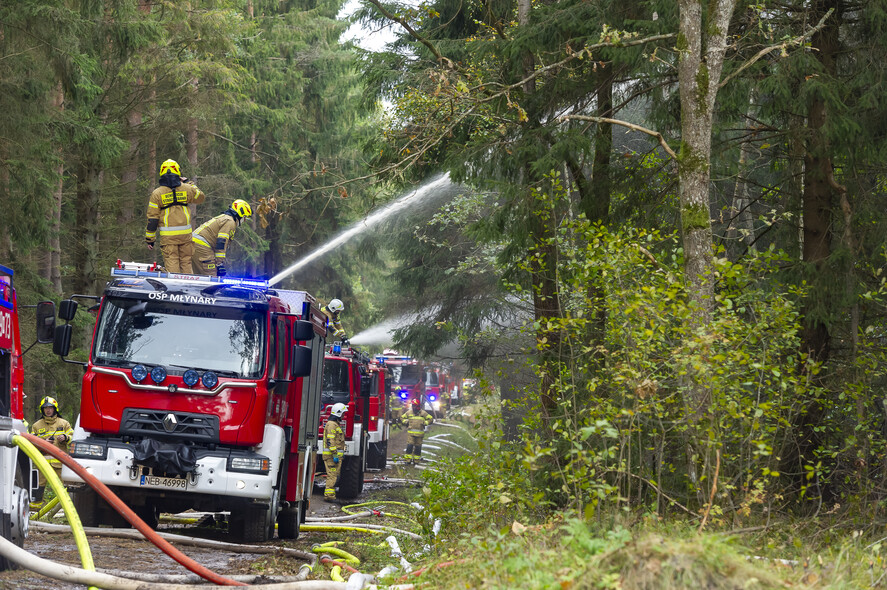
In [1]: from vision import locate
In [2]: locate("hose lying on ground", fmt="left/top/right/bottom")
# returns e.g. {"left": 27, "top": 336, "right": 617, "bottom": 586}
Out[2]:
{"left": 19, "top": 432, "right": 246, "bottom": 587}
{"left": 30, "top": 521, "right": 317, "bottom": 567}
{"left": 81, "top": 569, "right": 311, "bottom": 584}
{"left": 12, "top": 434, "right": 96, "bottom": 586}
{"left": 0, "top": 534, "right": 352, "bottom": 590}
{"left": 33, "top": 494, "right": 60, "bottom": 520}
{"left": 299, "top": 522, "right": 421, "bottom": 540}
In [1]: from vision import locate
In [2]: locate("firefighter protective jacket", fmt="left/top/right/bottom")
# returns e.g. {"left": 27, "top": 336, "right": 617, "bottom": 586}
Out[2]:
{"left": 402, "top": 408, "right": 433, "bottom": 435}
{"left": 30, "top": 415, "right": 73, "bottom": 464}
{"left": 193, "top": 213, "right": 238, "bottom": 262}
{"left": 323, "top": 417, "right": 345, "bottom": 456}
{"left": 322, "top": 306, "right": 346, "bottom": 338}
{"left": 146, "top": 182, "right": 205, "bottom": 245}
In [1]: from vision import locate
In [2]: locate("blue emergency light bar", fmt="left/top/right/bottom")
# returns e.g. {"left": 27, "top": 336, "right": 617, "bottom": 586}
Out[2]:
{"left": 111, "top": 264, "right": 269, "bottom": 289}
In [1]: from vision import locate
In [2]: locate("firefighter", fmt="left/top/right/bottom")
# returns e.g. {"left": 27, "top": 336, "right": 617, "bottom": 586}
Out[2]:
{"left": 28, "top": 396, "right": 73, "bottom": 509}
{"left": 146, "top": 159, "right": 206, "bottom": 273}
{"left": 191, "top": 199, "right": 252, "bottom": 276}
{"left": 401, "top": 398, "right": 433, "bottom": 464}
{"left": 322, "top": 403, "right": 347, "bottom": 501}
{"left": 389, "top": 392, "right": 404, "bottom": 428}
{"left": 321, "top": 299, "right": 347, "bottom": 342}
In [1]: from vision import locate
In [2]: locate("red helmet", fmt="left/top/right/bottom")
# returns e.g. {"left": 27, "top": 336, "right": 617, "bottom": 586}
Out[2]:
{"left": 411, "top": 399, "right": 420, "bottom": 407}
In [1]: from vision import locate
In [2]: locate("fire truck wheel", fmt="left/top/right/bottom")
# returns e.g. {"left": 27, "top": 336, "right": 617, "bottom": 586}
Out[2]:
{"left": 335, "top": 457, "right": 361, "bottom": 500}
{"left": 0, "top": 462, "right": 27, "bottom": 572}
{"left": 367, "top": 440, "right": 388, "bottom": 470}
{"left": 277, "top": 503, "right": 300, "bottom": 540}
{"left": 230, "top": 503, "right": 271, "bottom": 543}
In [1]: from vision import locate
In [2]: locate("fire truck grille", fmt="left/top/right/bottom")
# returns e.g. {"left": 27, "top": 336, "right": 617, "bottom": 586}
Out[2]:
{"left": 120, "top": 409, "right": 219, "bottom": 443}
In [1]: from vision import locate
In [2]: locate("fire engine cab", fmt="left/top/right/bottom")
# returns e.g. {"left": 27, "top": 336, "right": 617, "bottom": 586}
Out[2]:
{"left": 53, "top": 262, "right": 326, "bottom": 543}
{"left": 317, "top": 343, "right": 374, "bottom": 499}
{"left": 0, "top": 264, "right": 53, "bottom": 570}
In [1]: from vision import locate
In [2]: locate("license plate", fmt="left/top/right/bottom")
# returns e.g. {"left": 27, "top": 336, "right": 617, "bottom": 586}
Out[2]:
{"left": 140, "top": 475, "right": 187, "bottom": 489}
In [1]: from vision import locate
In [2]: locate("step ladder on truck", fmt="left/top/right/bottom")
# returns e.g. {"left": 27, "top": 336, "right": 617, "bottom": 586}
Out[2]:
{"left": 0, "top": 264, "right": 55, "bottom": 569}
{"left": 52, "top": 261, "right": 326, "bottom": 543}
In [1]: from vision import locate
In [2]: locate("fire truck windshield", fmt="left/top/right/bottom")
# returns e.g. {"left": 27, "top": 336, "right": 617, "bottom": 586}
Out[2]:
{"left": 322, "top": 358, "right": 350, "bottom": 404}
{"left": 93, "top": 296, "right": 266, "bottom": 379}
{"left": 391, "top": 365, "right": 422, "bottom": 386}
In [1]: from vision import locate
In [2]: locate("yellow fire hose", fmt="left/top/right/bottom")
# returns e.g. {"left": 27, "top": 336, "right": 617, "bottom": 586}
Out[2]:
{"left": 35, "top": 494, "right": 61, "bottom": 520}
{"left": 312, "top": 545, "right": 360, "bottom": 565}
{"left": 13, "top": 434, "right": 97, "bottom": 590}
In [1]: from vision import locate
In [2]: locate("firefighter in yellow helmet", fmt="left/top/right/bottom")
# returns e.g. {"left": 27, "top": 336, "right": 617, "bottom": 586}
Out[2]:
{"left": 401, "top": 398, "right": 433, "bottom": 464}
{"left": 28, "top": 396, "right": 73, "bottom": 509}
{"left": 321, "top": 298, "right": 347, "bottom": 342}
{"left": 322, "top": 403, "right": 347, "bottom": 501}
{"left": 146, "top": 159, "right": 206, "bottom": 273}
{"left": 191, "top": 199, "right": 252, "bottom": 276}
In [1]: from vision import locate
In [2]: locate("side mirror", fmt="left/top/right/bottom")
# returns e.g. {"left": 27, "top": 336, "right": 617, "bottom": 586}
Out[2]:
{"left": 58, "top": 299, "right": 79, "bottom": 321}
{"left": 293, "top": 320, "right": 315, "bottom": 342}
{"left": 53, "top": 324, "right": 72, "bottom": 357}
{"left": 291, "top": 344, "right": 312, "bottom": 378}
{"left": 35, "top": 301, "right": 56, "bottom": 343}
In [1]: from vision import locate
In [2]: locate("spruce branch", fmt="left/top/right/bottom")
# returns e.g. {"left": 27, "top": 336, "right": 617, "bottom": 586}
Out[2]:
{"left": 364, "top": 0, "right": 453, "bottom": 67}
{"left": 718, "top": 8, "right": 835, "bottom": 89}
{"left": 558, "top": 115, "right": 677, "bottom": 160}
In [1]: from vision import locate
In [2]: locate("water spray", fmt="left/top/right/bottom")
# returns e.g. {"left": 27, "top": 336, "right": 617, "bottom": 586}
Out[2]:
{"left": 269, "top": 174, "right": 452, "bottom": 287}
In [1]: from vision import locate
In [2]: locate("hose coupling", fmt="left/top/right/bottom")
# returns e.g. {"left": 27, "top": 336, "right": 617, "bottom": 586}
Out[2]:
{"left": 0, "top": 416, "right": 15, "bottom": 447}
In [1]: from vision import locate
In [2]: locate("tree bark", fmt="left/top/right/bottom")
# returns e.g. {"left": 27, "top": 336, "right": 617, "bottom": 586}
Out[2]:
{"left": 677, "top": 0, "right": 736, "bottom": 497}
{"left": 73, "top": 164, "right": 102, "bottom": 295}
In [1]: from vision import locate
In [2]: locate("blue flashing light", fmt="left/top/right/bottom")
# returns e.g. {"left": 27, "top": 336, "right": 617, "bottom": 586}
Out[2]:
{"left": 220, "top": 277, "right": 269, "bottom": 289}
{"left": 399, "top": 390, "right": 409, "bottom": 400}
{"left": 150, "top": 366, "right": 167, "bottom": 384}
{"left": 202, "top": 371, "right": 219, "bottom": 389}
{"left": 183, "top": 369, "right": 200, "bottom": 387}
{"left": 428, "top": 394, "right": 437, "bottom": 401}
{"left": 132, "top": 365, "right": 148, "bottom": 382}
{"left": 332, "top": 344, "right": 342, "bottom": 354}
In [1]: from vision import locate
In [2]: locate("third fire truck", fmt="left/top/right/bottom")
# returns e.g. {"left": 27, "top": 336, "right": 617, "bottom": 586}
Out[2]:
{"left": 54, "top": 263, "right": 326, "bottom": 542}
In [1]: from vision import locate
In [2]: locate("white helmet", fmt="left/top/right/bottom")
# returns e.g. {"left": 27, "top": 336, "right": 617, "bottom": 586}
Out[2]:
{"left": 327, "top": 298, "right": 344, "bottom": 313}
{"left": 330, "top": 403, "right": 347, "bottom": 418}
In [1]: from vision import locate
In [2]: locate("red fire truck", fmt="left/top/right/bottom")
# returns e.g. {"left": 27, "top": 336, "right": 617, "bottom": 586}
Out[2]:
{"left": 53, "top": 263, "right": 326, "bottom": 542}
{"left": 365, "top": 360, "right": 391, "bottom": 470}
{"left": 0, "top": 264, "right": 53, "bottom": 570}
{"left": 316, "top": 343, "right": 373, "bottom": 499}
{"left": 376, "top": 352, "right": 425, "bottom": 407}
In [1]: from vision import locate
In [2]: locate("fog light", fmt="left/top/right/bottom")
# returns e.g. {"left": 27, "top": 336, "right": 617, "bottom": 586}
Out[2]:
{"left": 150, "top": 366, "right": 167, "bottom": 384}
{"left": 201, "top": 371, "right": 218, "bottom": 389}
{"left": 183, "top": 370, "right": 200, "bottom": 387}
{"left": 132, "top": 365, "right": 148, "bottom": 382}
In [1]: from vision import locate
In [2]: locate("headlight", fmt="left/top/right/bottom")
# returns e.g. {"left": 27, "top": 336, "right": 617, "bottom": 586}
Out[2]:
{"left": 432, "top": 401, "right": 441, "bottom": 410}
{"left": 228, "top": 456, "right": 271, "bottom": 474}
{"left": 201, "top": 371, "right": 218, "bottom": 389}
{"left": 69, "top": 440, "right": 107, "bottom": 459}
{"left": 150, "top": 366, "right": 167, "bottom": 384}
{"left": 131, "top": 365, "right": 148, "bottom": 382}
{"left": 182, "top": 370, "right": 200, "bottom": 387}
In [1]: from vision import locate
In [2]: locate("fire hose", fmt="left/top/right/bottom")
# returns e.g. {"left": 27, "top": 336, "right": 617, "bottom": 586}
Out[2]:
{"left": 12, "top": 432, "right": 247, "bottom": 586}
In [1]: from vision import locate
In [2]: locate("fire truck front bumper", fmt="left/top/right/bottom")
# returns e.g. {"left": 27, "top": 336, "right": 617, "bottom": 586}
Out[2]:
{"left": 61, "top": 426, "right": 285, "bottom": 501}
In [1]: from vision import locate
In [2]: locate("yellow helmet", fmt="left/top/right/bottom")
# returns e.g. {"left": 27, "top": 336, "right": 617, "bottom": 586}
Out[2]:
{"left": 40, "top": 396, "right": 59, "bottom": 414}
{"left": 231, "top": 199, "right": 252, "bottom": 218}
{"left": 159, "top": 159, "right": 181, "bottom": 177}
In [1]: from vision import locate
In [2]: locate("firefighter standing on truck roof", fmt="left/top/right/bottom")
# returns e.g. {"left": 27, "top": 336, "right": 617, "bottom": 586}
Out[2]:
{"left": 322, "top": 299, "right": 347, "bottom": 342}
{"left": 322, "top": 403, "right": 347, "bottom": 502}
{"left": 28, "top": 396, "right": 73, "bottom": 510}
{"left": 145, "top": 159, "right": 206, "bottom": 273}
{"left": 401, "top": 398, "right": 433, "bottom": 464}
{"left": 191, "top": 199, "right": 252, "bottom": 277}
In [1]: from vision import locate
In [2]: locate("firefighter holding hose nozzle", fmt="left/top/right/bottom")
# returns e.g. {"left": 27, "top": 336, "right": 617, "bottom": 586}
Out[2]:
{"left": 29, "top": 396, "right": 73, "bottom": 509}
{"left": 322, "top": 403, "right": 347, "bottom": 501}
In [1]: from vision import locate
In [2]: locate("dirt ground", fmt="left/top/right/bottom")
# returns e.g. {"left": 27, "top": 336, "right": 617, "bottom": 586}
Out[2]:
{"left": 0, "top": 424, "right": 440, "bottom": 590}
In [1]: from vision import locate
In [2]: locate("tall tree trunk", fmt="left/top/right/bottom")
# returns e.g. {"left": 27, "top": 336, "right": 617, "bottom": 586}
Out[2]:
{"left": 726, "top": 91, "right": 757, "bottom": 260}
{"left": 676, "top": 0, "right": 736, "bottom": 498}
{"left": 787, "top": 0, "right": 841, "bottom": 507}
{"left": 50, "top": 83, "right": 64, "bottom": 293}
{"left": 73, "top": 164, "right": 102, "bottom": 295}
{"left": 589, "top": 67, "right": 613, "bottom": 224}
{"left": 187, "top": 80, "right": 199, "bottom": 226}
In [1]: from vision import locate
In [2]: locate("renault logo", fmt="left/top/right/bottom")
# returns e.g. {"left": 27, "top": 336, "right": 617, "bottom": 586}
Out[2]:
{"left": 162, "top": 414, "right": 178, "bottom": 433}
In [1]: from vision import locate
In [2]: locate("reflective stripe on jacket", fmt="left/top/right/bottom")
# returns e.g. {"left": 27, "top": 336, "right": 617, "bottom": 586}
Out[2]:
{"left": 146, "top": 182, "right": 205, "bottom": 245}
{"left": 193, "top": 213, "right": 237, "bottom": 259}
{"left": 29, "top": 416, "right": 73, "bottom": 456}
{"left": 402, "top": 409, "right": 432, "bottom": 435}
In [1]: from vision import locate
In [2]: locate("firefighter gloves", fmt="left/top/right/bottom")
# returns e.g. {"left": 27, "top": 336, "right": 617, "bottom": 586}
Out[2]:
{"left": 216, "top": 264, "right": 226, "bottom": 277}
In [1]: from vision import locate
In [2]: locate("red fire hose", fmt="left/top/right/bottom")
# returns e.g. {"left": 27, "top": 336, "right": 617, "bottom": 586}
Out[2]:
{"left": 21, "top": 432, "right": 247, "bottom": 586}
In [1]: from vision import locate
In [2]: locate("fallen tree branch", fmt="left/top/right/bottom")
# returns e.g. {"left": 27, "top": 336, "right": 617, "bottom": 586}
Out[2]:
{"left": 559, "top": 115, "right": 677, "bottom": 159}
